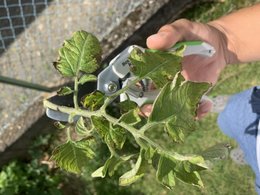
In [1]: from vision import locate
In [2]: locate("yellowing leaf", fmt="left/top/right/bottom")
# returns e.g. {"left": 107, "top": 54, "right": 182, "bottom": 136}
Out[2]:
{"left": 54, "top": 121, "right": 66, "bottom": 129}
{"left": 50, "top": 138, "right": 95, "bottom": 174}
{"left": 54, "top": 30, "right": 101, "bottom": 77}
{"left": 118, "top": 109, "right": 141, "bottom": 126}
{"left": 129, "top": 48, "right": 183, "bottom": 88}
{"left": 156, "top": 153, "right": 176, "bottom": 189}
{"left": 149, "top": 73, "right": 211, "bottom": 142}
{"left": 118, "top": 99, "right": 138, "bottom": 114}
{"left": 156, "top": 154, "right": 205, "bottom": 189}
{"left": 57, "top": 86, "right": 73, "bottom": 96}
{"left": 119, "top": 149, "right": 147, "bottom": 186}
{"left": 82, "top": 91, "right": 105, "bottom": 111}
{"left": 79, "top": 74, "right": 97, "bottom": 85}
{"left": 91, "top": 156, "right": 123, "bottom": 178}
{"left": 91, "top": 116, "right": 126, "bottom": 149}
{"left": 75, "top": 117, "right": 92, "bottom": 136}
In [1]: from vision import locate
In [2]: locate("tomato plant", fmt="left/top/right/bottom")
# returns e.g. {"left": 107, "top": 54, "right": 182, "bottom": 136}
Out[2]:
{"left": 44, "top": 30, "right": 228, "bottom": 189}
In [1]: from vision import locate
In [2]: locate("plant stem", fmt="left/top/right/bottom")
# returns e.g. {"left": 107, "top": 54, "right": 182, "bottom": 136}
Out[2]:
{"left": 109, "top": 77, "right": 140, "bottom": 99}
{"left": 102, "top": 112, "right": 141, "bottom": 138}
{"left": 139, "top": 122, "right": 161, "bottom": 134}
{"left": 102, "top": 113, "right": 169, "bottom": 155}
{"left": 44, "top": 99, "right": 194, "bottom": 162}
{"left": 44, "top": 99, "right": 101, "bottom": 118}
{"left": 74, "top": 77, "right": 79, "bottom": 109}
{"left": 107, "top": 144, "right": 120, "bottom": 158}
{"left": 67, "top": 126, "right": 72, "bottom": 141}
{"left": 103, "top": 112, "right": 192, "bottom": 161}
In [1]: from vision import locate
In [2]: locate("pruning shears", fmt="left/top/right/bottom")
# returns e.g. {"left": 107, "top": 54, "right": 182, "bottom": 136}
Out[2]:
{"left": 46, "top": 41, "right": 215, "bottom": 121}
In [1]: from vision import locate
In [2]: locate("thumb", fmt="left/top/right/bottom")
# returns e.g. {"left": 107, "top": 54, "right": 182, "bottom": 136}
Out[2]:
{"left": 146, "top": 19, "right": 194, "bottom": 50}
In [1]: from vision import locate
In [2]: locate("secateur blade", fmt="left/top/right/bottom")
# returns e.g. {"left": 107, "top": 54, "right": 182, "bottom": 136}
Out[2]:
{"left": 45, "top": 81, "right": 97, "bottom": 122}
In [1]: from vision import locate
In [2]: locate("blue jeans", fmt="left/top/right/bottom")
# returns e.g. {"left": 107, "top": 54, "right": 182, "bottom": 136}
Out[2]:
{"left": 218, "top": 87, "right": 260, "bottom": 194}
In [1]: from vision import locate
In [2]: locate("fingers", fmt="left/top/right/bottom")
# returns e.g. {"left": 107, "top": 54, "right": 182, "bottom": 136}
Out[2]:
{"left": 139, "top": 104, "right": 153, "bottom": 117}
{"left": 146, "top": 19, "right": 195, "bottom": 50}
{"left": 196, "top": 99, "right": 213, "bottom": 120}
{"left": 146, "top": 25, "right": 180, "bottom": 50}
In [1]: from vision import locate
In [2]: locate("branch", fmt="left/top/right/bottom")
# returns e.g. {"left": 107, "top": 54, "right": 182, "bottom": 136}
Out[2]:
{"left": 43, "top": 99, "right": 101, "bottom": 118}
{"left": 73, "top": 77, "right": 79, "bottom": 109}
{"left": 44, "top": 99, "right": 193, "bottom": 162}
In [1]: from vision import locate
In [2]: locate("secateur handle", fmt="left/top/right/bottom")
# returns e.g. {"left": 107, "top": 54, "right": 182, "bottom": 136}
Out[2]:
{"left": 121, "top": 41, "right": 216, "bottom": 106}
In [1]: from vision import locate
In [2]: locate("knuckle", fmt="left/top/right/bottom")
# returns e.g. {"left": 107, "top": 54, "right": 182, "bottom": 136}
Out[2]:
{"left": 174, "top": 18, "right": 194, "bottom": 30}
{"left": 159, "top": 19, "right": 196, "bottom": 36}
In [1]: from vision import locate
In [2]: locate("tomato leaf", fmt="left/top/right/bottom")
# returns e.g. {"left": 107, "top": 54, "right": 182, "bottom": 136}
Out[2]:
{"left": 129, "top": 48, "right": 183, "bottom": 88}
{"left": 91, "top": 116, "right": 126, "bottom": 149}
{"left": 57, "top": 86, "right": 73, "bottom": 96}
{"left": 75, "top": 117, "right": 92, "bottom": 136}
{"left": 82, "top": 91, "right": 105, "bottom": 111}
{"left": 79, "top": 74, "right": 97, "bottom": 85}
{"left": 50, "top": 138, "right": 95, "bottom": 174}
{"left": 118, "top": 99, "right": 138, "bottom": 114}
{"left": 149, "top": 73, "right": 211, "bottom": 142}
{"left": 201, "top": 143, "right": 231, "bottom": 161}
{"left": 119, "top": 149, "right": 147, "bottom": 186}
{"left": 118, "top": 109, "right": 141, "bottom": 126}
{"left": 54, "top": 30, "right": 102, "bottom": 77}
{"left": 156, "top": 153, "right": 205, "bottom": 189}
{"left": 92, "top": 156, "right": 124, "bottom": 178}
{"left": 54, "top": 121, "right": 66, "bottom": 129}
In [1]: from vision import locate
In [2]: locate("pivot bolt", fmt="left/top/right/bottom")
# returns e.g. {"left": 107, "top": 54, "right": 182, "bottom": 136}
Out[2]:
{"left": 105, "top": 82, "right": 118, "bottom": 93}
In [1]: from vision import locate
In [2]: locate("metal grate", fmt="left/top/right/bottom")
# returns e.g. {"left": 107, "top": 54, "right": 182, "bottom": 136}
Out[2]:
{"left": 0, "top": 1, "right": 50, "bottom": 54}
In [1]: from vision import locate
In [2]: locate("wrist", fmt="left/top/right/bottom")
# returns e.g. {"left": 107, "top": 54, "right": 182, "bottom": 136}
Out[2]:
{"left": 208, "top": 20, "right": 240, "bottom": 64}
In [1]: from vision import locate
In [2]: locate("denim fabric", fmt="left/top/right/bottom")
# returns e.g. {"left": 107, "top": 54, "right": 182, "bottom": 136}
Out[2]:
{"left": 217, "top": 87, "right": 260, "bottom": 195}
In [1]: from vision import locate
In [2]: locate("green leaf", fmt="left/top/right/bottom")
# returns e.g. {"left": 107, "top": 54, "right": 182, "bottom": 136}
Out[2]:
{"left": 165, "top": 117, "right": 186, "bottom": 143}
{"left": 54, "top": 30, "right": 102, "bottom": 77}
{"left": 82, "top": 91, "right": 105, "bottom": 111}
{"left": 201, "top": 143, "right": 231, "bottom": 161}
{"left": 118, "top": 99, "right": 138, "bottom": 114}
{"left": 144, "top": 146, "right": 156, "bottom": 163}
{"left": 76, "top": 117, "right": 91, "bottom": 136}
{"left": 50, "top": 137, "right": 95, "bottom": 174}
{"left": 129, "top": 48, "right": 183, "bottom": 88}
{"left": 149, "top": 73, "right": 211, "bottom": 142}
{"left": 57, "top": 86, "right": 73, "bottom": 96}
{"left": 119, "top": 149, "right": 147, "bottom": 186}
{"left": 54, "top": 121, "right": 66, "bottom": 129}
{"left": 174, "top": 161, "right": 204, "bottom": 187}
{"left": 79, "top": 74, "right": 97, "bottom": 85}
{"left": 91, "top": 116, "right": 126, "bottom": 149}
{"left": 156, "top": 154, "right": 176, "bottom": 189}
{"left": 118, "top": 109, "right": 141, "bottom": 126}
{"left": 68, "top": 113, "right": 76, "bottom": 124}
{"left": 150, "top": 73, "right": 210, "bottom": 121}
{"left": 156, "top": 153, "right": 205, "bottom": 189}
{"left": 92, "top": 156, "right": 123, "bottom": 178}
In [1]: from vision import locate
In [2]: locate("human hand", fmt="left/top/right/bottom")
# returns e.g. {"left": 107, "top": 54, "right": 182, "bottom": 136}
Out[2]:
{"left": 141, "top": 19, "right": 237, "bottom": 119}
